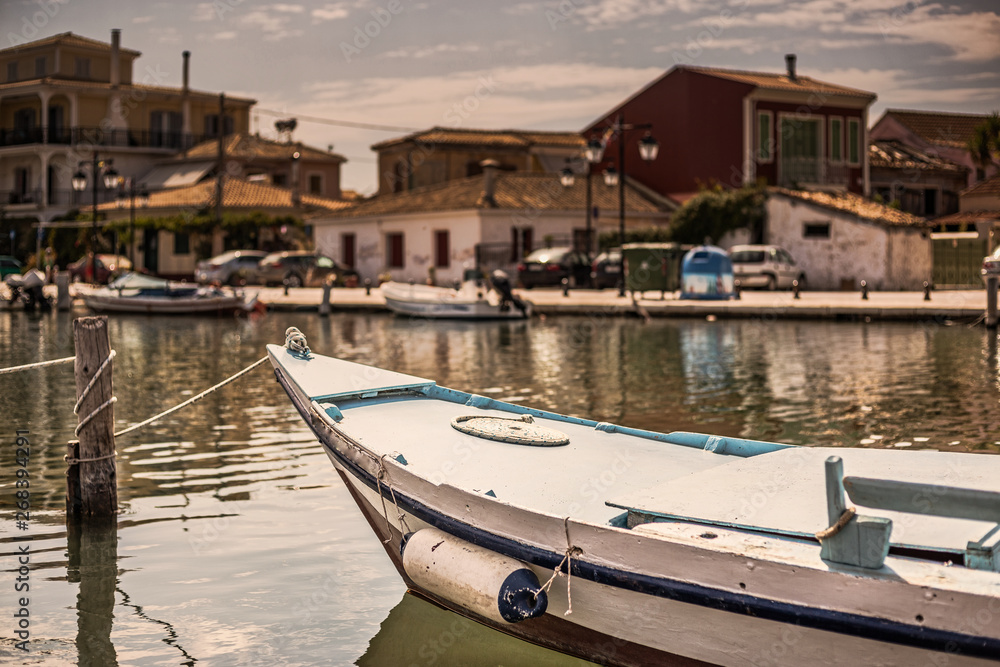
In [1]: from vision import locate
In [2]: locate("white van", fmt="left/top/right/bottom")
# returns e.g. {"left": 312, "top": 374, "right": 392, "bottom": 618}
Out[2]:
{"left": 728, "top": 245, "right": 805, "bottom": 290}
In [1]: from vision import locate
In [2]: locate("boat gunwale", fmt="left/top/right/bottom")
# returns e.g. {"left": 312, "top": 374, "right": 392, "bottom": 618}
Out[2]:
{"left": 269, "top": 357, "right": 1000, "bottom": 661}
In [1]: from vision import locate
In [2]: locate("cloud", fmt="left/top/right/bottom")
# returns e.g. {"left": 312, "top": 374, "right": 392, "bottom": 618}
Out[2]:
{"left": 853, "top": 5, "right": 1000, "bottom": 63}
{"left": 238, "top": 6, "right": 306, "bottom": 41}
{"left": 312, "top": 3, "right": 351, "bottom": 21}
{"left": 215, "top": 31, "right": 238, "bottom": 40}
{"left": 132, "top": 16, "right": 155, "bottom": 24}
{"left": 382, "top": 43, "right": 483, "bottom": 59}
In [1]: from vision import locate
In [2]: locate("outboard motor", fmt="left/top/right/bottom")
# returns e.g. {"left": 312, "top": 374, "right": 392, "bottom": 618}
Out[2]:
{"left": 4, "top": 270, "right": 50, "bottom": 312}
{"left": 491, "top": 270, "right": 528, "bottom": 317}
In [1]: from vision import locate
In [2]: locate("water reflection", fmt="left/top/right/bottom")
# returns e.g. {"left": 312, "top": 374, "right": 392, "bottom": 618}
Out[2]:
{"left": 67, "top": 517, "right": 118, "bottom": 667}
{"left": 356, "top": 592, "right": 594, "bottom": 667}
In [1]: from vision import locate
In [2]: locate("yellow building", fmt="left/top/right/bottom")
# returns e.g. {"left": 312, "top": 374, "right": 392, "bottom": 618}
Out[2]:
{"left": 0, "top": 30, "right": 255, "bottom": 222}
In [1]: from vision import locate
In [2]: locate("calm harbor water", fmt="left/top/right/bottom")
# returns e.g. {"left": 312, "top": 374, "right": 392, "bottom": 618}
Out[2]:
{"left": 1, "top": 309, "right": 999, "bottom": 666}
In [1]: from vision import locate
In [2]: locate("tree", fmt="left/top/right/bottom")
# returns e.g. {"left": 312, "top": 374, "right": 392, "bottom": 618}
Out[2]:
{"left": 668, "top": 183, "right": 767, "bottom": 245}
{"left": 967, "top": 111, "right": 1000, "bottom": 175}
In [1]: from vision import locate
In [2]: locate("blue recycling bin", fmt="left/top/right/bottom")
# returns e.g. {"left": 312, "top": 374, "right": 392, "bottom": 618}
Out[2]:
{"left": 680, "top": 246, "right": 736, "bottom": 300}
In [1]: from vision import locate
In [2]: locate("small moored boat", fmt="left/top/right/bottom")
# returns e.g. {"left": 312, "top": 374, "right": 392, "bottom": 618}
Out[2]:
{"left": 81, "top": 273, "right": 256, "bottom": 314}
{"left": 268, "top": 329, "right": 1000, "bottom": 666}
{"left": 381, "top": 270, "right": 531, "bottom": 320}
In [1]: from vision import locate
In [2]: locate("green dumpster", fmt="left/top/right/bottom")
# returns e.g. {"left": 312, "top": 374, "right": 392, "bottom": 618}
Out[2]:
{"left": 622, "top": 243, "right": 686, "bottom": 295}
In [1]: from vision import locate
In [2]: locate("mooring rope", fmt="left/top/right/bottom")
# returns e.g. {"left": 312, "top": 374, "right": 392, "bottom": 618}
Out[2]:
{"left": 73, "top": 350, "right": 117, "bottom": 415}
{"left": 815, "top": 506, "right": 857, "bottom": 541}
{"left": 0, "top": 355, "right": 75, "bottom": 375}
{"left": 376, "top": 455, "right": 411, "bottom": 543}
{"left": 113, "top": 356, "right": 269, "bottom": 438}
{"left": 536, "top": 517, "right": 583, "bottom": 616}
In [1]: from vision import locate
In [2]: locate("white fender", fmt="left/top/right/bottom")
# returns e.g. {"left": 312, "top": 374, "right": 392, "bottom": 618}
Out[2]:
{"left": 401, "top": 527, "right": 547, "bottom": 624}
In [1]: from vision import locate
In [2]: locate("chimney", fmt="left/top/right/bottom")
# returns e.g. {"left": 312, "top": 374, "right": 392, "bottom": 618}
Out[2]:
{"left": 480, "top": 159, "right": 500, "bottom": 207}
{"left": 785, "top": 53, "right": 797, "bottom": 81}
{"left": 110, "top": 29, "right": 121, "bottom": 87}
{"left": 182, "top": 50, "right": 190, "bottom": 93}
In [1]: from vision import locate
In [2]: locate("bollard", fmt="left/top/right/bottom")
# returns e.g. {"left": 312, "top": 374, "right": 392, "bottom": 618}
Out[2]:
{"left": 860, "top": 280, "right": 868, "bottom": 300}
{"left": 319, "top": 275, "right": 333, "bottom": 317}
{"left": 793, "top": 279, "right": 800, "bottom": 300}
{"left": 364, "top": 278, "right": 372, "bottom": 296}
{"left": 56, "top": 271, "right": 71, "bottom": 311}
{"left": 734, "top": 279, "right": 741, "bottom": 300}
{"left": 923, "top": 281, "right": 931, "bottom": 301}
{"left": 69, "top": 316, "right": 117, "bottom": 518}
{"left": 987, "top": 276, "right": 998, "bottom": 329}
{"left": 283, "top": 278, "right": 289, "bottom": 296}
{"left": 561, "top": 277, "right": 570, "bottom": 297}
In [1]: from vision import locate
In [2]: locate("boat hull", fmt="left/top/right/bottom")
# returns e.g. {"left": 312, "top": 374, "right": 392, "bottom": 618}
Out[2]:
{"left": 381, "top": 281, "right": 530, "bottom": 320}
{"left": 269, "top": 348, "right": 1000, "bottom": 667}
{"left": 82, "top": 293, "right": 248, "bottom": 314}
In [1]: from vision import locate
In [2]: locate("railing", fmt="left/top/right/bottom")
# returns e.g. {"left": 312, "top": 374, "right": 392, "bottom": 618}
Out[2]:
{"left": 0, "top": 189, "right": 118, "bottom": 207}
{"left": 0, "top": 126, "right": 213, "bottom": 150}
{"left": 778, "top": 157, "right": 850, "bottom": 188}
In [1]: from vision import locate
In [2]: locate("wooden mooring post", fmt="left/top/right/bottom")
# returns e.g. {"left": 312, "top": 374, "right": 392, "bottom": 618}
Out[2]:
{"left": 987, "top": 276, "right": 998, "bottom": 329}
{"left": 68, "top": 316, "right": 117, "bottom": 517}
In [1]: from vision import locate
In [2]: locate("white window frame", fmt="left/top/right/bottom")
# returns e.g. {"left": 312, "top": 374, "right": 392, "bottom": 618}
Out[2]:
{"left": 757, "top": 110, "right": 774, "bottom": 164}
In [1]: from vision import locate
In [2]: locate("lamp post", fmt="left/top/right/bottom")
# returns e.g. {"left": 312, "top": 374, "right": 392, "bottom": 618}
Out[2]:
{"left": 601, "top": 114, "right": 659, "bottom": 296}
{"left": 558, "top": 137, "right": 608, "bottom": 284}
{"left": 116, "top": 180, "right": 149, "bottom": 268}
{"left": 72, "top": 154, "right": 118, "bottom": 283}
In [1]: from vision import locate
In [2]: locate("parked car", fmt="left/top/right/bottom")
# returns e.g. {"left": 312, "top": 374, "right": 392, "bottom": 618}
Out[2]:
{"left": 517, "top": 247, "right": 591, "bottom": 288}
{"left": 256, "top": 251, "right": 358, "bottom": 288}
{"left": 195, "top": 250, "right": 267, "bottom": 285}
{"left": 66, "top": 254, "right": 133, "bottom": 284}
{"left": 983, "top": 246, "right": 1000, "bottom": 284}
{"left": 0, "top": 255, "right": 22, "bottom": 279}
{"left": 728, "top": 244, "right": 805, "bottom": 290}
{"left": 590, "top": 249, "right": 622, "bottom": 289}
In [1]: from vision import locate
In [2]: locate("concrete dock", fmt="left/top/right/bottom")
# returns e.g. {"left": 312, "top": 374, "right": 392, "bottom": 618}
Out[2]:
{"left": 248, "top": 285, "right": 989, "bottom": 321}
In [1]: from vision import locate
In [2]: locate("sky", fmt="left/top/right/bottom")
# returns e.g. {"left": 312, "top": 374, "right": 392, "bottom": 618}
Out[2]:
{"left": 4, "top": 0, "right": 1000, "bottom": 195}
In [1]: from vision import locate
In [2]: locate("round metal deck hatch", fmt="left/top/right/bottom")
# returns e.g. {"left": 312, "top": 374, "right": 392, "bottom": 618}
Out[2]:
{"left": 451, "top": 414, "right": 569, "bottom": 447}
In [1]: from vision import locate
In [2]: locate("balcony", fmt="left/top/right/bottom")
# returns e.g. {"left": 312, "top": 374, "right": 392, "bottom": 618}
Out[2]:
{"left": 778, "top": 157, "right": 851, "bottom": 189}
{"left": 0, "top": 126, "right": 212, "bottom": 150}
{"left": 1, "top": 189, "right": 118, "bottom": 208}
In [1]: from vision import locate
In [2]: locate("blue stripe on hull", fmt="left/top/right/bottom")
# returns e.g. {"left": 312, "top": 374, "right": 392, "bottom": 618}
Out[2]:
{"left": 275, "top": 367, "right": 1000, "bottom": 662}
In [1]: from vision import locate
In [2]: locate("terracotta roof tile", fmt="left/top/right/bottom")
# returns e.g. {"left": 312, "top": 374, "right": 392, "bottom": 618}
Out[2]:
{"left": 769, "top": 187, "right": 929, "bottom": 228}
{"left": 372, "top": 127, "right": 584, "bottom": 151}
{"left": 883, "top": 109, "right": 991, "bottom": 149}
{"left": 180, "top": 134, "right": 345, "bottom": 163}
{"left": 683, "top": 65, "right": 876, "bottom": 98}
{"left": 97, "top": 176, "right": 353, "bottom": 214}
{"left": 869, "top": 140, "right": 967, "bottom": 172}
{"left": 963, "top": 173, "right": 1000, "bottom": 197}
{"left": 0, "top": 77, "right": 255, "bottom": 103}
{"left": 320, "top": 171, "right": 665, "bottom": 219}
{"left": 0, "top": 32, "right": 141, "bottom": 56}
{"left": 931, "top": 210, "right": 1000, "bottom": 226}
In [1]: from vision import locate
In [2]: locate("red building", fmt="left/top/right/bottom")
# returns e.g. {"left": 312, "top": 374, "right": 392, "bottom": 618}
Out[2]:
{"left": 584, "top": 56, "right": 877, "bottom": 203}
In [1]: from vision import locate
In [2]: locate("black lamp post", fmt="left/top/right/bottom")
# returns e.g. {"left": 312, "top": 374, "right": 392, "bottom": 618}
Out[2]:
{"left": 559, "top": 137, "right": 607, "bottom": 272}
{"left": 72, "top": 154, "right": 118, "bottom": 283}
{"left": 601, "top": 114, "right": 659, "bottom": 296}
{"left": 116, "top": 180, "right": 149, "bottom": 268}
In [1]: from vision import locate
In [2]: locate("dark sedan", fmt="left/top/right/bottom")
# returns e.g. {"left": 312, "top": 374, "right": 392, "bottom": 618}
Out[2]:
{"left": 256, "top": 251, "right": 358, "bottom": 287}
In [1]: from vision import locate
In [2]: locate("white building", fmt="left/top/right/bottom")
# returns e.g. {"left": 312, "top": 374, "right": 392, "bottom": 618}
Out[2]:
{"left": 310, "top": 163, "right": 674, "bottom": 285}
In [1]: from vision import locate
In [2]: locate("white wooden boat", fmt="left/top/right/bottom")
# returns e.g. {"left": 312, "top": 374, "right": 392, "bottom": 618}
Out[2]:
{"left": 381, "top": 273, "right": 531, "bottom": 320}
{"left": 268, "top": 329, "right": 1000, "bottom": 667}
{"left": 81, "top": 273, "right": 255, "bottom": 314}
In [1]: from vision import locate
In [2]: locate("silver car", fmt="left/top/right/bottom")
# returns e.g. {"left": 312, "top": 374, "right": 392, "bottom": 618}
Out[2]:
{"left": 729, "top": 245, "right": 805, "bottom": 290}
{"left": 195, "top": 250, "right": 267, "bottom": 285}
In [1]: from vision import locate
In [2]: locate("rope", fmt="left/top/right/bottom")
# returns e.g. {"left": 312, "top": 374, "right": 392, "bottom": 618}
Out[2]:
{"left": 0, "top": 355, "right": 75, "bottom": 375}
{"left": 536, "top": 518, "right": 582, "bottom": 616}
{"left": 285, "top": 327, "right": 310, "bottom": 356}
{"left": 65, "top": 450, "right": 118, "bottom": 465}
{"left": 815, "top": 507, "right": 857, "bottom": 541}
{"left": 113, "top": 356, "right": 269, "bottom": 438}
{"left": 73, "top": 350, "right": 117, "bottom": 415}
{"left": 75, "top": 396, "right": 117, "bottom": 436}
{"left": 376, "top": 455, "right": 411, "bottom": 543}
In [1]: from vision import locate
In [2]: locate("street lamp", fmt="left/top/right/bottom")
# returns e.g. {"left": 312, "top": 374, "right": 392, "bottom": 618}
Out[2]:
{"left": 602, "top": 114, "right": 659, "bottom": 296}
{"left": 71, "top": 154, "right": 118, "bottom": 283}
{"left": 116, "top": 180, "right": 149, "bottom": 268}
{"left": 559, "top": 136, "right": 607, "bottom": 275}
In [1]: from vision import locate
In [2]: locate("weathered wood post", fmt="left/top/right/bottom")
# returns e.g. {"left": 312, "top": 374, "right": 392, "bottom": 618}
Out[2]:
{"left": 319, "top": 274, "right": 334, "bottom": 317}
{"left": 67, "top": 514, "right": 118, "bottom": 665}
{"left": 68, "top": 316, "right": 117, "bottom": 517}
{"left": 56, "top": 271, "right": 71, "bottom": 311}
{"left": 987, "top": 276, "right": 998, "bottom": 329}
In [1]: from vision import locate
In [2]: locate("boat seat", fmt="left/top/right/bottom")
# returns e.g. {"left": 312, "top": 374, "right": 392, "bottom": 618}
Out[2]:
{"left": 607, "top": 445, "right": 1000, "bottom": 566}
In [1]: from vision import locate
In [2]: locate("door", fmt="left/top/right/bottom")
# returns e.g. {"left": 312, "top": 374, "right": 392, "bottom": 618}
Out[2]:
{"left": 143, "top": 229, "right": 159, "bottom": 274}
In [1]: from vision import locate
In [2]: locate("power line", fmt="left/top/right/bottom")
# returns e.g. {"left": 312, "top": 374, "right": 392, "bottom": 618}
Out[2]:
{"left": 254, "top": 108, "right": 419, "bottom": 133}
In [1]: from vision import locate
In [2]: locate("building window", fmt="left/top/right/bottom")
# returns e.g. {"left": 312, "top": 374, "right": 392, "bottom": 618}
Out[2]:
{"left": 341, "top": 233, "right": 356, "bottom": 268}
{"left": 308, "top": 174, "right": 323, "bottom": 194}
{"left": 34, "top": 57, "right": 45, "bottom": 77}
{"left": 74, "top": 57, "right": 90, "bottom": 79}
{"left": 803, "top": 222, "right": 831, "bottom": 239}
{"left": 829, "top": 117, "right": 843, "bottom": 163}
{"left": 387, "top": 232, "right": 404, "bottom": 269}
{"left": 847, "top": 118, "right": 861, "bottom": 166}
{"left": 204, "top": 114, "right": 234, "bottom": 138}
{"left": 7, "top": 62, "right": 17, "bottom": 82}
{"left": 174, "top": 233, "right": 191, "bottom": 255}
{"left": 757, "top": 111, "right": 773, "bottom": 163}
{"left": 923, "top": 189, "right": 938, "bottom": 217}
{"left": 272, "top": 173, "right": 288, "bottom": 187}
{"left": 434, "top": 230, "right": 450, "bottom": 268}
{"left": 510, "top": 227, "right": 533, "bottom": 262}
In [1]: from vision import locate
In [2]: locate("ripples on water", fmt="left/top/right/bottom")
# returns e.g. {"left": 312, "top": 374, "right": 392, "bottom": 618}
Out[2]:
{"left": 1, "top": 310, "right": 998, "bottom": 665}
